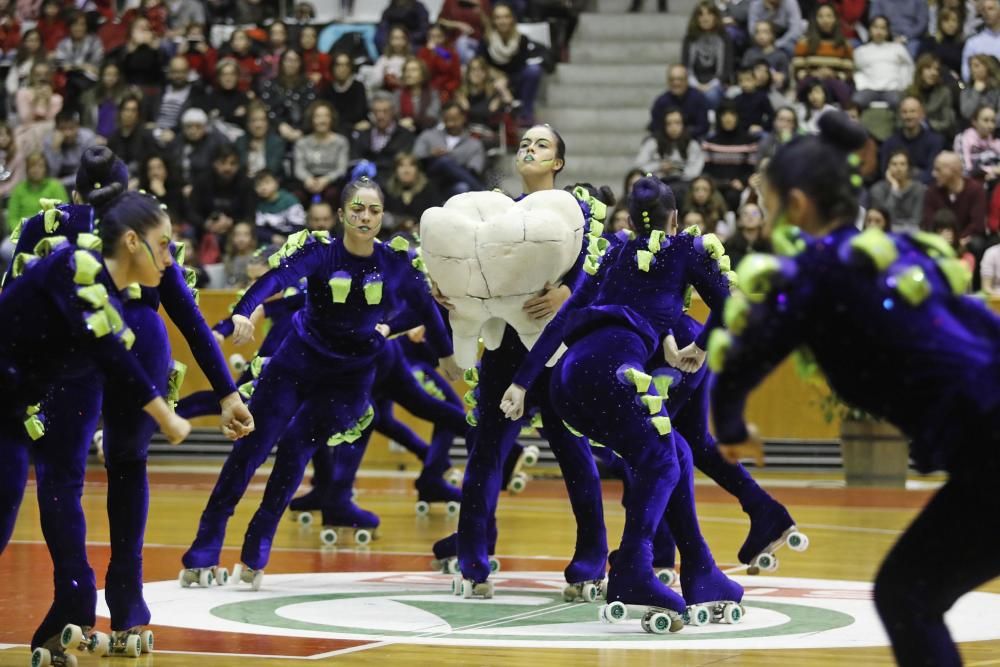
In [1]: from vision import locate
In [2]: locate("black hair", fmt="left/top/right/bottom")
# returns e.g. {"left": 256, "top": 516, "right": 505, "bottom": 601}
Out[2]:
{"left": 55, "top": 108, "right": 81, "bottom": 125}
{"left": 565, "top": 182, "right": 617, "bottom": 208}
{"left": 253, "top": 169, "right": 277, "bottom": 185}
{"left": 340, "top": 176, "right": 385, "bottom": 208}
{"left": 628, "top": 175, "right": 676, "bottom": 235}
{"left": 76, "top": 146, "right": 128, "bottom": 213}
{"left": 865, "top": 205, "right": 892, "bottom": 231}
{"left": 213, "top": 142, "right": 240, "bottom": 162}
{"left": 654, "top": 107, "right": 692, "bottom": 160}
{"left": 98, "top": 191, "right": 167, "bottom": 251}
{"left": 765, "top": 111, "right": 867, "bottom": 225}
{"left": 868, "top": 15, "right": 894, "bottom": 41}
{"left": 442, "top": 100, "right": 464, "bottom": 115}
{"left": 522, "top": 124, "right": 566, "bottom": 175}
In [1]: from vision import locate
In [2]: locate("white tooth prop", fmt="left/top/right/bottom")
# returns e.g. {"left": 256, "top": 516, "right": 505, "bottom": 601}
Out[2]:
{"left": 420, "top": 190, "right": 585, "bottom": 369}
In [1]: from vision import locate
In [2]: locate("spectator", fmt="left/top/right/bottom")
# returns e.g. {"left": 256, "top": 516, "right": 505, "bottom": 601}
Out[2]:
{"left": 0, "top": 122, "right": 24, "bottom": 200}
{"left": 795, "top": 80, "right": 835, "bottom": 134}
{"left": 205, "top": 58, "right": 250, "bottom": 130}
{"left": 682, "top": 1, "right": 735, "bottom": 109}
{"left": 920, "top": 7, "right": 966, "bottom": 81}
{"left": 723, "top": 202, "right": 771, "bottom": 267}
{"left": 702, "top": 101, "right": 758, "bottom": 210}
{"left": 218, "top": 28, "right": 262, "bottom": 93}
{"left": 880, "top": 96, "right": 946, "bottom": 183}
{"left": 6, "top": 151, "right": 66, "bottom": 234}
{"left": 147, "top": 56, "right": 206, "bottom": 133}
{"left": 852, "top": 15, "right": 914, "bottom": 109}
{"left": 622, "top": 168, "right": 644, "bottom": 198}
{"left": 418, "top": 23, "right": 462, "bottom": 102}
{"left": 35, "top": 0, "right": 65, "bottom": 52}
{"left": 222, "top": 220, "right": 257, "bottom": 288}
{"left": 15, "top": 60, "right": 62, "bottom": 155}
{"left": 682, "top": 209, "right": 710, "bottom": 234}
{"left": 189, "top": 142, "right": 254, "bottom": 263}
{"left": 607, "top": 205, "right": 636, "bottom": 234}
{"left": 123, "top": 0, "right": 168, "bottom": 38}
{"left": 54, "top": 11, "right": 102, "bottom": 105}
{"left": 962, "top": 0, "right": 1000, "bottom": 81}
{"left": 792, "top": 4, "right": 854, "bottom": 87}
{"left": 479, "top": 2, "right": 546, "bottom": 125}
{"left": 43, "top": 109, "right": 98, "bottom": 191}
{"left": 107, "top": 95, "right": 156, "bottom": 178}
{"left": 454, "top": 54, "right": 513, "bottom": 145}
{"left": 960, "top": 54, "right": 1000, "bottom": 122}
{"left": 868, "top": 149, "right": 927, "bottom": 233}
{"left": 5, "top": 29, "right": 46, "bottom": 108}
{"left": 954, "top": 105, "right": 1000, "bottom": 183}
{"left": 366, "top": 24, "right": 412, "bottom": 92}
{"left": 752, "top": 60, "right": 790, "bottom": 110}
{"left": 756, "top": 105, "right": 800, "bottom": 160}
{"left": 730, "top": 65, "right": 773, "bottom": 133}
{"left": 166, "top": 0, "right": 206, "bottom": 33}
{"left": 827, "top": 0, "right": 867, "bottom": 43}
{"left": 383, "top": 152, "right": 440, "bottom": 236}
{"left": 907, "top": 54, "right": 958, "bottom": 138}
{"left": 931, "top": 208, "right": 977, "bottom": 273}
{"left": 236, "top": 101, "right": 286, "bottom": 180}
{"left": 253, "top": 168, "right": 306, "bottom": 245}
{"left": 139, "top": 154, "right": 186, "bottom": 223}
{"left": 258, "top": 48, "right": 318, "bottom": 145}
{"left": 351, "top": 92, "right": 416, "bottom": 179}
{"left": 682, "top": 174, "right": 730, "bottom": 233}
{"left": 923, "top": 151, "right": 987, "bottom": 240}
{"left": 649, "top": 64, "right": 711, "bottom": 139}
{"left": 413, "top": 101, "right": 485, "bottom": 195}
{"left": 299, "top": 24, "right": 330, "bottom": 88}
{"left": 306, "top": 200, "right": 336, "bottom": 234}
{"left": 870, "top": 0, "right": 928, "bottom": 58}
{"left": 168, "top": 107, "right": 230, "bottom": 185}
{"left": 863, "top": 206, "right": 892, "bottom": 231}
{"left": 176, "top": 23, "right": 217, "bottom": 85}
{"left": 110, "top": 17, "right": 166, "bottom": 93}
{"left": 294, "top": 100, "right": 350, "bottom": 202}
{"left": 394, "top": 56, "right": 442, "bottom": 132}
{"left": 741, "top": 20, "right": 791, "bottom": 81}
{"left": 438, "top": 0, "right": 492, "bottom": 63}
{"left": 79, "top": 61, "right": 131, "bottom": 139}
{"left": 234, "top": 0, "right": 274, "bottom": 25}
{"left": 747, "top": 0, "right": 803, "bottom": 54}
{"left": 635, "top": 107, "right": 705, "bottom": 199}
{"left": 260, "top": 21, "right": 289, "bottom": 80}
{"left": 324, "top": 52, "right": 370, "bottom": 135}
{"left": 978, "top": 237, "right": 1000, "bottom": 293}
{"left": 377, "top": 0, "right": 430, "bottom": 51}
{"left": 929, "top": 0, "right": 978, "bottom": 38}
{"left": 842, "top": 101, "right": 881, "bottom": 184}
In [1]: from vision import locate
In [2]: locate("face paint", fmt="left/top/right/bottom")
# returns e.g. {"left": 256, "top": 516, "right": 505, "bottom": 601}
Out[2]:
{"left": 142, "top": 238, "right": 164, "bottom": 272}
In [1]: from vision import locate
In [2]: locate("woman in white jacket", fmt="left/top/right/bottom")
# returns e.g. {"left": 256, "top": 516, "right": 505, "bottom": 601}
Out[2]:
{"left": 852, "top": 15, "right": 914, "bottom": 109}
{"left": 634, "top": 107, "right": 705, "bottom": 202}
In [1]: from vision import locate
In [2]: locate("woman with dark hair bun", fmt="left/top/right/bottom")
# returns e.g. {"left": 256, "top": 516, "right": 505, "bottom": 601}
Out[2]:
{"left": 710, "top": 110, "right": 1000, "bottom": 665}
{"left": 2, "top": 146, "right": 252, "bottom": 662}
{"left": 500, "top": 175, "right": 743, "bottom": 631}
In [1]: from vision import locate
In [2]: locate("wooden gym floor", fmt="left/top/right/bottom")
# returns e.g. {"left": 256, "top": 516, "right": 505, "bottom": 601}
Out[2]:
{"left": 1, "top": 462, "right": 999, "bottom": 666}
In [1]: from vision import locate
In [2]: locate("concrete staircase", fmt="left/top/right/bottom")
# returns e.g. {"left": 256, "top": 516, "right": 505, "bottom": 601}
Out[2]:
{"left": 525, "top": 0, "right": 699, "bottom": 197}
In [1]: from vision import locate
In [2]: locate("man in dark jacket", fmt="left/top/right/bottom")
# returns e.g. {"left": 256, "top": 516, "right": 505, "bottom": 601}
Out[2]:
{"left": 350, "top": 91, "right": 416, "bottom": 181}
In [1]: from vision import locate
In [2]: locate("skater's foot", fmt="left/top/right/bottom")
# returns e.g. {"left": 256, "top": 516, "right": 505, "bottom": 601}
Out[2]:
{"left": 321, "top": 500, "right": 380, "bottom": 530}
{"left": 680, "top": 566, "right": 745, "bottom": 626}
{"left": 738, "top": 502, "right": 795, "bottom": 566}
{"left": 414, "top": 475, "right": 461, "bottom": 516}
{"left": 565, "top": 543, "right": 608, "bottom": 587}
{"left": 604, "top": 566, "right": 686, "bottom": 614}
{"left": 289, "top": 486, "right": 324, "bottom": 513}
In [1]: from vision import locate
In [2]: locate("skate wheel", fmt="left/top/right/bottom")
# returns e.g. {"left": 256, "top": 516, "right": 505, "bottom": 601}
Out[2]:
{"left": 61, "top": 624, "right": 83, "bottom": 650}
{"left": 231, "top": 563, "right": 243, "bottom": 585}
{"left": 722, "top": 603, "right": 744, "bottom": 625}
{"left": 66, "top": 654, "right": 78, "bottom": 667}
{"left": 755, "top": 553, "right": 778, "bottom": 572}
{"left": 450, "top": 575, "right": 462, "bottom": 595}
{"left": 656, "top": 568, "right": 676, "bottom": 587}
{"left": 647, "top": 611, "right": 673, "bottom": 634}
{"left": 199, "top": 569, "right": 213, "bottom": 587}
{"left": 446, "top": 501, "right": 461, "bottom": 517}
{"left": 140, "top": 630, "right": 154, "bottom": 653}
{"left": 461, "top": 579, "right": 474, "bottom": 599}
{"left": 684, "top": 605, "right": 710, "bottom": 627}
{"left": 523, "top": 445, "right": 540, "bottom": 467}
{"left": 31, "top": 647, "right": 52, "bottom": 667}
{"left": 319, "top": 528, "right": 338, "bottom": 546}
{"left": 476, "top": 581, "right": 494, "bottom": 599}
{"left": 509, "top": 473, "right": 526, "bottom": 494}
{"left": 602, "top": 601, "right": 628, "bottom": 624}
{"left": 123, "top": 633, "right": 141, "bottom": 658}
{"left": 297, "top": 512, "right": 314, "bottom": 527}
{"left": 562, "top": 584, "right": 579, "bottom": 602}
{"left": 415, "top": 501, "right": 430, "bottom": 517}
{"left": 582, "top": 583, "right": 598, "bottom": 603}
{"left": 215, "top": 567, "right": 229, "bottom": 586}
{"left": 446, "top": 558, "right": 459, "bottom": 575}
{"left": 355, "top": 529, "right": 372, "bottom": 545}
{"left": 251, "top": 570, "right": 264, "bottom": 592}
{"left": 787, "top": 531, "right": 809, "bottom": 552}
{"left": 229, "top": 353, "right": 246, "bottom": 372}
{"left": 90, "top": 631, "right": 110, "bottom": 656}
{"left": 178, "top": 568, "right": 191, "bottom": 588}
{"left": 446, "top": 470, "right": 462, "bottom": 486}
{"left": 488, "top": 557, "right": 501, "bottom": 574}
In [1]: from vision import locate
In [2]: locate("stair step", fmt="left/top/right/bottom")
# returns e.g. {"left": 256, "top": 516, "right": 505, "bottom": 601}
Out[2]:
{"left": 537, "top": 106, "right": 649, "bottom": 130}
{"left": 571, "top": 40, "right": 682, "bottom": 65}
{"left": 546, "top": 83, "right": 658, "bottom": 109}
{"left": 577, "top": 12, "right": 690, "bottom": 40}
{"left": 557, "top": 131, "right": 648, "bottom": 155}
{"left": 553, "top": 63, "right": 666, "bottom": 86}
{"left": 595, "top": 0, "right": 701, "bottom": 15}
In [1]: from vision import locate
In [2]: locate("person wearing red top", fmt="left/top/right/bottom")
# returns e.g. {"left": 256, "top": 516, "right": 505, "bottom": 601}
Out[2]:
{"left": 298, "top": 25, "right": 330, "bottom": 87}
{"left": 438, "top": 0, "right": 492, "bottom": 63}
{"left": 923, "top": 151, "right": 989, "bottom": 244}
{"left": 177, "top": 23, "right": 217, "bottom": 86}
{"left": 218, "top": 28, "right": 262, "bottom": 94}
{"left": 35, "top": 0, "right": 65, "bottom": 52}
{"left": 418, "top": 24, "right": 462, "bottom": 102}
{"left": 829, "top": 0, "right": 866, "bottom": 42}
{"left": 122, "top": 0, "right": 168, "bottom": 37}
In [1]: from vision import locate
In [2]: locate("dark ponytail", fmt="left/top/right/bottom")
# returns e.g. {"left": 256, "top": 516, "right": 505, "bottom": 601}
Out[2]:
{"left": 76, "top": 146, "right": 129, "bottom": 214}
{"left": 628, "top": 176, "right": 676, "bottom": 235}
{"left": 765, "top": 111, "right": 867, "bottom": 224}
{"left": 98, "top": 191, "right": 168, "bottom": 251}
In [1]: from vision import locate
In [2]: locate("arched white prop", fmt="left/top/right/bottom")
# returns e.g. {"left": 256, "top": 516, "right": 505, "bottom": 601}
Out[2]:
{"left": 420, "top": 190, "right": 585, "bottom": 369}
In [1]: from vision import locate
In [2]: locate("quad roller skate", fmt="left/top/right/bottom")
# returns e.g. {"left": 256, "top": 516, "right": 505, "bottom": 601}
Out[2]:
{"left": 599, "top": 601, "right": 685, "bottom": 634}
{"left": 288, "top": 486, "right": 323, "bottom": 526}
{"left": 504, "top": 444, "right": 540, "bottom": 495}
{"left": 608, "top": 548, "right": 676, "bottom": 587}
{"left": 601, "top": 555, "right": 687, "bottom": 634}
{"left": 97, "top": 627, "right": 153, "bottom": 658}
{"left": 563, "top": 545, "right": 609, "bottom": 602}
{"left": 62, "top": 624, "right": 111, "bottom": 657}
{"left": 178, "top": 565, "right": 230, "bottom": 587}
{"left": 317, "top": 501, "right": 379, "bottom": 546}
{"left": 31, "top": 642, "right": 78, "bottom": 667}
{"left": 230, "top": 563, "right": 264, "bottom": 590}
{"left": 451, "top": 574, "right": 494, "bottom": 599}
{"left": 739, "top": 503, "right": 809, "bottom": 574}
{"left": 680, "top": 567, "right": 745, "bottom": 627}
{"left": 445, "top": 467, "right": 463, "bottom": 487}
{"left": 429, "top": 533, "right": 500, "bottom": 574}
{"left": 414, "top": 475, "right": 461, "bottom": 517}
{"left": 563, "top": 580, "right": 605, "bottom": 603}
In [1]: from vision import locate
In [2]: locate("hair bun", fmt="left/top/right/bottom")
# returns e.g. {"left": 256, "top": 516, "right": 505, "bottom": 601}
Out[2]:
{"left": 77, "top": 146, "right": 129, "bottom": 211}
{"left": 817, "top": 110, "right": 867, "bottom": 153}
{"left": 87, "top": 181, "right": 125, "bottom": 209}
{"left": 631, "top": 176, "right": 663, "bottom": 206}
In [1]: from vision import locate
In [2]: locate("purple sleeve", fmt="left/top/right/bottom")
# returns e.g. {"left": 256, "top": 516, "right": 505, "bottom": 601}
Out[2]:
{"left": 262, "top": 291, "right": 306, "bottom": 317}
{"left": 231, "top": 242, "right": 330, "bottom": 320}
{"left": 686, "top": 236, "right": 733, "bottom": 349}
{"left": 396, "top": 260, "right": 453, "bottom": 359}
{"left": 159, "top": 263, "right": 238, "bottom": 398}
